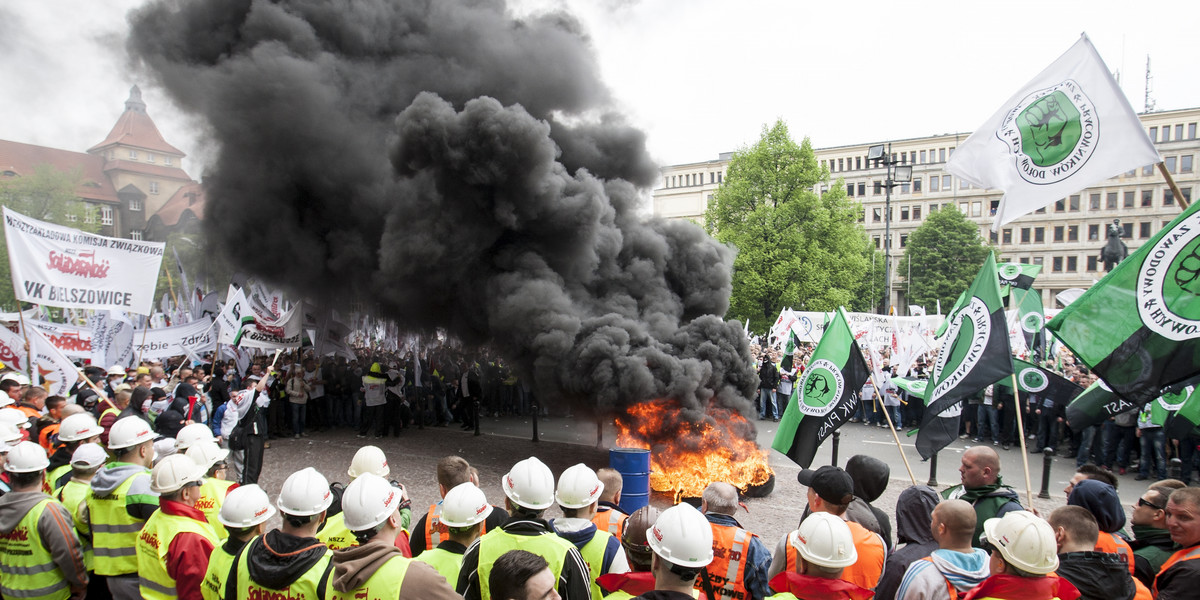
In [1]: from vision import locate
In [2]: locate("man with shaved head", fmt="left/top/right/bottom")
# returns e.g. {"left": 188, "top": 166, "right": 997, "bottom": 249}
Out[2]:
{"left": 941, "top": 446, "right": 1023, "bottom": 547}
{"left": 1154, "top": 487, "right": 1200, "bottom": 599}
{"left": 699, "top": 481, "right": 771, "bottom": 600}
{"left": 896, "top": 500, "right": 990, "bottom": 600}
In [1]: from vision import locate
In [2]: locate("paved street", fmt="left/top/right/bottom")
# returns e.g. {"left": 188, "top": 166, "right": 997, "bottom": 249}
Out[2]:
{"left": 248, "top": 410, "right": 1151, "bottom": 546}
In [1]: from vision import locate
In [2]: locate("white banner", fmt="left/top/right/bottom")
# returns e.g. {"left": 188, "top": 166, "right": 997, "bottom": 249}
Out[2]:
{"left": 133, "top": 317, "right": 217, "bottom": 360}
{"left": 26, "top": 320, "right": 93, "bottom": 359}
{"left": 89, "top": 311, "right": 136, "bottom": 370}
{"left": 3, "top": 207, "right": 165, "bottom": 315}
{"left": 217, "top": 285, "right": 255, "bottom": 345}
{"left": 239, "top": 302, "right": 304, "bottom": 350}
{"left": 0, "top": 322, "right": 80, "bottom": 397}
{"left": 788, "top": 311, "right": 945, "bottom": 348}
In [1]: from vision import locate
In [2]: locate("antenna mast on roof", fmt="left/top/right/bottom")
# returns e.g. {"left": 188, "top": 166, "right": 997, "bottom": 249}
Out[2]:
{"left": 1144, "top": 55, "right": 1156, "bottom": 113}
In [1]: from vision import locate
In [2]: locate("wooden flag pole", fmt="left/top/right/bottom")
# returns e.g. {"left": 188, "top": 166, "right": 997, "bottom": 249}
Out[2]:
{"left": 868, "top": 372, "right": 918, "bottom": 485}
{"left": 1009, "top": 374, "right": 1036, "bottom": 508}
{"left": 15, "top": 307, "right": 34, "bottom": 384}
{"left": 1159, "top": 163, "right": 1190, "bottom": 210}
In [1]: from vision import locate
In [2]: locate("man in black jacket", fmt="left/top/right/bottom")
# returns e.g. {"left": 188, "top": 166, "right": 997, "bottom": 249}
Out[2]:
{"left": 1050, "top": 505, "right": 1140, "bottom": 600}
{"left": 756, "top": 354, "right": 778, "bottom": 421}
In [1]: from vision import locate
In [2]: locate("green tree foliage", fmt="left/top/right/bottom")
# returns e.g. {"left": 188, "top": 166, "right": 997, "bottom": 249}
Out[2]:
{"left": 705, "top": 120, "right": 874, "bottom": 332}
{"left": 899, "top": 205, "right": 991, "bottom": 312}
{"left": 154, "top": 231, "right": 234, "bottom": 311}
{"left": 0, "top": 166, "right": 100, "bottom": 311}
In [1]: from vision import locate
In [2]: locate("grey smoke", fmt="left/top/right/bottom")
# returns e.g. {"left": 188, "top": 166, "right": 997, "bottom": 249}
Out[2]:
{"left": 126, "top": 0, "right": 756, "bottom": 418}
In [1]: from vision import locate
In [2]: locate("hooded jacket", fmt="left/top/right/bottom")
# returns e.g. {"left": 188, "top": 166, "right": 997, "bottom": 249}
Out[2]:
{"left": 846, "top": 455, "right": 893, "bottom": 550}
{"left": 550, "top": 517, "right": 628, "bottom": 576}
{"left": 942, "top": 477, "right": 1022, "bottom": 547}
{"left": 242, "top": 528, "right": 329, "bottom": 590}
{"left": 330, "top": 538, "right": 460, "bottom": 599}
{"left": 156, "top": 384, "right": 199, "bottom": 439}
{"left": 87, "top": 462, "right": 158, "bottom": 522}
{"left": 1066, "top": 480, "right": 1125, "bottom": 533}
{"left": 1055, "top": 551, "right": 1135, "bottom": 600}
{"left": 876, "top": 485, "right": 940, "bottom": 600}
{"left": 896, "top": 547, "right": 991, "bottom": 600}
{"left": 0, "top": 490, "right": 89, "bottom": 592}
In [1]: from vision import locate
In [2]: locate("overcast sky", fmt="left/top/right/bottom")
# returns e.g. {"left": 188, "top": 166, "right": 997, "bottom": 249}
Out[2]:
{"left": 2, "top": 0, "right": 1198, "bottom": 177}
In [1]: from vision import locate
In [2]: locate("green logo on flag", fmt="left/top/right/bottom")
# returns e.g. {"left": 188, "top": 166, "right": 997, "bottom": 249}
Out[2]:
{"left": 799, "top": 359, "right": 844, "bottom": 417}
{"left": 1019, "top": 367, "right": 1049, "bottom": 393}
{"left": 931, "top": 298, "right": 992, "bottom": 405}
{"left": 999, "top": 263, "right": 1023, "bottom": 281}
{"left": 908, "top": 380, "right": 927, "bottom": 394}
{"left": 1020, "top": 311, "right": 1043, "bottom": 333}
{"left": 998, "top": 80, "right": 1096, "bottom": 185}
{"left": 1137, "top": 210, "right": 1200, "bottom": 340}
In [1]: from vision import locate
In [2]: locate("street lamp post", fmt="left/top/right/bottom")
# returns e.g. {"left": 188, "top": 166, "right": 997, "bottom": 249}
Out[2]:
{"left": 867, "top": 143, "right": 912, "bottom": 315}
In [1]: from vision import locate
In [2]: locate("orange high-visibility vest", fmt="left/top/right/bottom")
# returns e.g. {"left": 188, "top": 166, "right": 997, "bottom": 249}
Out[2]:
{"left": 1095, "top": 531, "right": 1135, "bottom": 576}
{"left": 696, "top": 522, "right": 756, "bottom": 600}
{"left": 591, "top": 508, "right": 627, "bottom": 537}
{"left": 1153, "top": 545, "right": 1200, "bottom": 597}
{"left": 785, "top": 520, "right": 884, "bottom": 591}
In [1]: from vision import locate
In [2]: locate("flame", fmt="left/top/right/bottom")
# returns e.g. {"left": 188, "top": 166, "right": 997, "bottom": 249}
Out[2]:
{"left": 614, "top": 399, "right": 774, "bottom": 500}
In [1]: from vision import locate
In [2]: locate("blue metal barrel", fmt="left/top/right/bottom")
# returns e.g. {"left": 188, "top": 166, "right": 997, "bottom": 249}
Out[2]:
{"left": 609, "top": 448, "right": 651, "bottom": 514}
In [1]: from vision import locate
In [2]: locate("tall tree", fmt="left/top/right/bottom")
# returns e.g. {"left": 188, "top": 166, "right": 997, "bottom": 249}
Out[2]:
{"left": 0, "top": 165, "right": 99, "bottom": 311}
{"left": 705, "top": 120, "right": 873, "bottom": 331}
{"left": 898, "top": 205, "right": 991, "bottom": 313}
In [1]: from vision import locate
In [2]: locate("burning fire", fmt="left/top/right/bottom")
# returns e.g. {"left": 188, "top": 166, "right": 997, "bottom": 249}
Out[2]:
{"left": 615, "top": 399, "right": 774, "bottom": 500}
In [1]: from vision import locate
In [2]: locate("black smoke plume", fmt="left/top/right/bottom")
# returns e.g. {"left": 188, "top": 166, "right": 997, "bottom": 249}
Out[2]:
{"left": 126, "top": 0, "right": 756, "bottom": 419}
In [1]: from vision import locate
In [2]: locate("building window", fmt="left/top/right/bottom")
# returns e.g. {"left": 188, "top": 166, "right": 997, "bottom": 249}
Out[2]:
{"left": 1165, "top": 189, "right": 1175, "bottom": 205}
{"left": 1122, "top": 223, "right": 1134, "bottom": 237}
{"left": 855, "top": 157, "right": 862, "bottom": 170}
{"left": 1053, "top": 256, "right": 1063, "bottom": 272}
{"left": 128, "top": 150, "right": 138, "bottom": 160}
{"left": 1166, "top": 156, "right": 1178, "bottom": 173}
{"left": 100, "top": 206, "right": 113, "bottom": 226}
{"left": 1032, "top": 256, "right": 1044, "bottom": 266}
{"left": 1019, "top": 257, "right": 1029, "bottom": 264}
{"left": 1140, "top": 222, "right": 1152, "bottom": 238}
{"left": 1087, "top": 256, "right": 1098, "bottom": 271}
{"left": 1124, "top": 191, "right": 1136, "bottom": 208}
{"left": 944, "top": 175, "right": 952, "bottom": 190}
{"left": 874, "top": 181, "right": 882, "bottom": 195}
{"left": 1143, "top": 164, "right": 1155, "bottom": 176}
{"left": 1067, "top": 256, "right": 1078, "bottom": 272}
{"left": 1183, "top": 156, "right": 1194, "bottom": 173}
{"left": 1088, "top": 224, "right": 1099, "bottom": 241}
{"left": 901, "top": 206, "right": 910, "bottom": 220}
{"left": 1089, "top": 194, "right": 1100, "bottom": 210}
{"left": 1164, "top": 126, "right": 1172, "bottom": 142}
{"left": 1035, "top": 206, "right": 1046, "bottom": 214}
{"left": 900, "top": 234, "right": 908, "bottom": 248}
{"left": 920, "top": 150, "right": 926, "bottom": 163}
{"left": 873, "top": 236, "right": 881, "bottom": 249}
{"left": 1002, "top": 229, "right": 1012, "bottom": 244}
{"left": 930, "top": 176, "right": 940, "bottom": 192}
{"left": 1068, "top": 225, "right": 1078, "bottom": 242}
{"left": 164, "top": 156, "right": 173, "bottom": 166}
{"left": 1021, "top": 228, "right": 1031, "bottom": 243}
{"left": 717, "top": 172, "right": 722, "bottom": 183}
{"left": 1184, "top": 188, "right": 1192, "bottom": 204}
{"left": 130, "top": 230, "right": 143, "bottom": 241}
{"left": 1034, "top": 227, "right": 1045, "bottom": 243}
{"left": 129, "top": 198, "right": 143, "bottom": 211}
{"left": 873, "top": 208, "right": 882, "bottom": 222}
{"left": 66, "top": 213, "right": 77, "bottom": 222}
{"left": 1142, "top": 190, "right": 1154, "bottom": 207}
{"left": 147, "top": 153, "right": 155, "bottom": 163}
{"left": 838, "top": 159, "right": 844, "bottom": 172}
{"left": 1055, "top": 199, "right": 1066, "bottom": 212}
{"left": 1068, "top": 195, "right": 1079, "bottom": 211}
{"left": 972, "top": 201, "right": 982, "bottom": 217}
{"left": 149, "top": 181, "right": 159, "bottom": 194}
{"left": 847, "top": 184, "right": 854, "bottom": 197}
{"left": 913, "top": 178, "right": 922, "bottom": 193}
{"left": 1190, "top": 123, "right": 1198, "bottom": 139}
{"left": 1106, "top": 192, "right": 1117, "bottom": 210}
{"left": 990, "top": 230, "right": 998, "bottom": 244}
{"left": 1177, "top": 124, "right": 1185, "bottom": 140}
{"left": 1053, "top": 226, "right": 1064, "bottom": 242}
{"left": 912, "top": 206, "right": 921, "bottom": 220}
{"left": 858, "top": 182, "right": 866, "bottom": 196}
{"left": 1150, "top": 127, "right": 1158, "bottom": 142}
{"left": 939, "top": 148, "right": 946, "bottom": 162}
{"left": 901, "top": 181, "right": 910, "bottom": 194}
{"left": 84, "top": 207, "right": 96, "bottom": 224}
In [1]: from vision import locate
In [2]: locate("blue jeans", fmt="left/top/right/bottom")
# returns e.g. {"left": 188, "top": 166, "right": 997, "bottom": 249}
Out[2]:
{"left": 291, "top": 402, "right": 306, "bottom": 436}
{"left": 1076, "top": 425, "right": 1098, "bottom": 468}
{"left": 1103, "top": 422, "right": 1137, "bottom": 469}
{"left": 977, "top": 405, "right": 1001, "bottom": 441}
{"left": 1139, "top": 428, "right": 1167, "bottom": 479}
{"left": 775, "top": 391, "right": 790, "bottom": 419}
{"left": 759, "top": 389, "right": 776, "bottom": 419}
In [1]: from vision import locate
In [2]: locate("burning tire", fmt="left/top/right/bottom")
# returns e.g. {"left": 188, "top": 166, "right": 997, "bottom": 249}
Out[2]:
{"left": 741, "top": 473, "right": 775, "bottom": 498}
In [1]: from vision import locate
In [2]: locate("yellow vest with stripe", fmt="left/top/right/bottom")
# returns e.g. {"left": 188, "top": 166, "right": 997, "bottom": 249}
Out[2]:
{"left": 55, "top": 479, "right": 93, "bottom": 571}
{"left": 579, "top": 529, "right": 615, "bottom": 600}
{"left": 317, "top": 512, "right": 359, "bottom": 551}
{"left": 415, "top": 546, "right": 464, "bottom": 585}
{"left": 85, "top": 469, "right": 149, "bottom": 576}
{"left": 479, "top": 529, "right": 572, "bottom": 600}
{"left": 232, "top": 536, "right": 333, "bottom": 600}
{"left": 196, "top": 477, "right": 236, "bottom": 540}
{"left": 136, "top": 508, "right": 220, "bottom": 600}
{"left": 201, "top": 542, "right": 238, "bottom": 600}
{"left": 327, "top": 554, "right": 411, "bottom": 600}
{"left": 0, "top": 498, "right": 72, "bottom": 600}
{"left": 47, "top": 465, "right": 71, "bottom": 491}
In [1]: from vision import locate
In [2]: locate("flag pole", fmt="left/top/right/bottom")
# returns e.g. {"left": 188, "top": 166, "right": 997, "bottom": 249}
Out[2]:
{"left": 1009, "top": 374, "right": 1036, "bottom": 508}
{"left": 868, "top": 372, "right": 918, "bottom": 485}
{"left": 15, "top": 307, "right": 34, "bottom": 385}
{"left": 1158, "top": 163, "right": 1190, "bottom": 209}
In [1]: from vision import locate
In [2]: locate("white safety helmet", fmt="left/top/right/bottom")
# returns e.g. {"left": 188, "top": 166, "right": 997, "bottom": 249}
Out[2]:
{"left": 277, "top": 467, "right": 333, "bottom": 516}
{"left": 441, "top": 482, "right": 493, "bottom": 527}
{"left": 219, "top": 484, "right": 277, "bottom": 528}
{"left": 646, "top": 503, "right": 714, "bottom": 568}
{"left": 70, "top": 443, "right": 109, "bottom": 469}
{"left": 0, "top": 395, "right": 13, "bottom": 408}
{"left": 0, "top": 408, "right": 31, "bottom": 429}
{"left": 347, "top": 445, "right": 390, "bottom": 478}
{"left": 150, "top": 454, "right": 204, "bottom": 494}
{"left": 107, "top": 416, "right": 156, "bottom": 450}
{"left": 187, "top": 440, "right": 230, "bottom": 473}
{"left": 5, "top": 441, "right": 49, "bottom": 473}
{"left": 152, "top": 438, "right": 177, "bottom": 465}
{"left": 502, "top": 457, "right": 556, "bottom": 511}
{"left": 1, "top": 372, "right": 31, "bottom": 386}
{"left": 175, "top": 423, "right": 216, "bottom": 451}
{"left": 0, "top": 422, "right": 23, "bottom": 445}
{"left": 555, "top": 463, "right": 604, "bottom": 509}
{"left": 107, "top": 364, "right": 127, "bottom": 377}
{"left": 57, "top": 413, "right": 102, "bottom": 443}
{"left": 341, "top": 472, "right": 403, "bottom": 532}
{"left": 790, "top": 512, "right": 857, "bottom": 569}
{"left": 981, "top": 510, "right": 1059, "bottom": 575}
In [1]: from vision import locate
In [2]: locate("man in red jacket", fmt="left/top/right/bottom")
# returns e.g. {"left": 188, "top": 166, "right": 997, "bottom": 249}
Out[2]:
{"left": 135, "top": 454, "right": 217, "bottom": 600}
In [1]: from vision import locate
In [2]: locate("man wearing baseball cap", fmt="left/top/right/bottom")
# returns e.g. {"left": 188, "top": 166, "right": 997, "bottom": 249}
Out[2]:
{"left": 770, "top": 466, "right": 886, "bottom": 591}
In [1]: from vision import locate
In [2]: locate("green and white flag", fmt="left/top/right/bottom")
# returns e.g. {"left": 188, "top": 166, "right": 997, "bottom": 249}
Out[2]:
{"left": 998, "top": 358, "right": 1082, "bottom": 407}
{"left": 1012, "top": 287, "right": 1046, "bottom": 359}
{"left": 947, "top": 34, "right": 1159, "bottom": 231}
{"left": 892, "top": 376, "right": 928, "bottom": 400}
{"left": 998, "top": 263, "right": 1042, "bottom": 297}
{"left": 1047, "top": 192, "right": 1200, "bottom": 406}
{"left": 773, "top": 307, "right": 869, "bottom": 468}
{"left": 917, "top": 253, "right": 1013, "bottom": 459}
{"left": 1166, "top": 386, "right": 1200, "bottom": 439}
{"left": 1064, "top": 379, "right": 1135, "bottom": 430}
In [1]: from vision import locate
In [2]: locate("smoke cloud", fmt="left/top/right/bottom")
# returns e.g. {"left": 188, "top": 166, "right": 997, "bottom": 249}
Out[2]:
{"left": 126, "top": 0, "right": 756, "bottom": 416}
